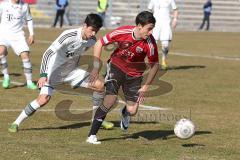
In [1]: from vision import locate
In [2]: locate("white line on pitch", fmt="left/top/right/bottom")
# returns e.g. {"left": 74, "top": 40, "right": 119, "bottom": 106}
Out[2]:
{"left": 0, "top": 80, "right": 170, "bottom": 111}
{"left": 118, "top": 100, "right": 169, "bottom": 110}
{"left": 171, "top": 52, "right": 240, "bottom": 61}
{"left": 36, "top": 40, "right": 52, "bottom": 44}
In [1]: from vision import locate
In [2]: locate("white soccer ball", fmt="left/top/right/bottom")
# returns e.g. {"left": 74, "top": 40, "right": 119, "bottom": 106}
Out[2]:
{"left": 174, "top": 118, "right": 195, "bottom": 139}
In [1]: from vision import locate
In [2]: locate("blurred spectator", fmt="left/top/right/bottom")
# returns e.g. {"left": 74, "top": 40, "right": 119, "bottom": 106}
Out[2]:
{"left": 199, "top": 0, "right": 212, "bottom": 31}
{"left": 52, "top": 0, "right": 69, "bottom": 28}
{"left": 63, "top": 0, "right": 72, "bottom": 26}
{"left": 97, "top": 0, "right": 108, "bottom": 27}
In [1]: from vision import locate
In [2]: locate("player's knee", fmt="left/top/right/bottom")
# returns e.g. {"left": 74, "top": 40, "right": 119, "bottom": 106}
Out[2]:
{"left": 20, "top": 52, "right": 30, "bottom": 59}
{"left": 162, "top": 46, "right": 169, "bottom": 55}
{"left": 105, "top": 79, "right": 118, "bottom": 95}
{"left": 93, "top": 80, "right": 104, "bottom": 92}
{"left": 127, "top": 107, "right": 138, "bottom": 116}
{"left": 37, "top": 95, "right": 51, "bottom": 106}
{"left": 0, "top": 46, "right": 7, "bottom": 56}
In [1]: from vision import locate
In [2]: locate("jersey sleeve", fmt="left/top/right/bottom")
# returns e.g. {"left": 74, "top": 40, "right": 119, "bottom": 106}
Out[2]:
{"left": 146, "top": 36, "right": 159, "bottom": 65}
{"left": 171, "top": 0, "right": 178, "bottom": 10}
{"left": 54, "top": 30, "right": 77, "bottom": 50}
{"left": 40, "top": 30, "right": 77, "bottom": 76}
{"left": 100, "top": 27, "right": 131, "bottom": 45}
{"left": 25, "top": 4, "right": 33, "bottom": 21}
{"left": 25, "top": 5, "right": 34, "bottom": 35}
{"left": 100, "top": 29, "right": 118, "bottom": 46}
{"left": 148, "top": 0, "right": 154, "bottom": 11}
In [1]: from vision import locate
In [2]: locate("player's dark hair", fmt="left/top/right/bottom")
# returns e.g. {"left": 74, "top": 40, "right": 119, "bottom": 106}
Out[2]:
{"left": 84, "top": 13, "right": 103, "bottom": 29}
{"left": 135, "top": 11, "right": 156, "bottom": 26}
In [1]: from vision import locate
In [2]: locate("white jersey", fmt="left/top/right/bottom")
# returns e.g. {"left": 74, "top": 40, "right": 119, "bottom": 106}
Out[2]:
{"left": 0, "top": 0, "right": 32, "bottom": 35}
{"left": 40, "top": 28, "right": 96, "bottom": 84}
{"left": 148, "top": 0, "right": 177, "bottom": 22}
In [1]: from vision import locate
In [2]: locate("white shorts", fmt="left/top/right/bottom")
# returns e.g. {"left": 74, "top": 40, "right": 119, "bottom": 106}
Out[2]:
{"left": 152, "top": 22, "right": 172, "bottom": 41}
{"left": 40, "top": 68, "right": 90, "bottom": 95}
{"left": 0, "top": 32, "right": 29, "bottom": 56}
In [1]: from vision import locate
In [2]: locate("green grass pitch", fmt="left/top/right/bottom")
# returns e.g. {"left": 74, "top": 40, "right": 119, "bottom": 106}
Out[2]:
{"left": 0, "top": 28, "right": 239, "bottom": 160}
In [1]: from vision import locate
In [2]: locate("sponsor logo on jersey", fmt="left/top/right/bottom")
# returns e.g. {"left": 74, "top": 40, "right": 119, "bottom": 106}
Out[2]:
{"left": 136, "top": 46, "right": 143, "bottom": 53}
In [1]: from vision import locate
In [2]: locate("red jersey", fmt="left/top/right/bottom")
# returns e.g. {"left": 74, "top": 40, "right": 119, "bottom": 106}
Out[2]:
{"left": 100, "top": 26, "right": 159, "bottom": 77}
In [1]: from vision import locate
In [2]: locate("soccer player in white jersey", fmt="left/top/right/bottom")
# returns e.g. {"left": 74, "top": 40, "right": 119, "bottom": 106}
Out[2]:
{"left": 148, "top": 0, "right": 179, "bottom": 70}
{"left": 0, "top": 0, "right": 37, "bottom": 89}
{"left": 8, "top": 13, "right": 114, "bottom": 133}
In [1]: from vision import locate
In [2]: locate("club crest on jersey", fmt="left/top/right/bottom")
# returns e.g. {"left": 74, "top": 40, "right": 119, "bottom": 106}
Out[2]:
{"left": 136, "top": 46, "right": 143, "bottom": 53}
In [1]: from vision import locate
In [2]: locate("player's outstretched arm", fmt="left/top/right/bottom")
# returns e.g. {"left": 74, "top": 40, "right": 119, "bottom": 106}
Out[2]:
{"left": 89, "top": 40, "right": 103, "bottom": 84}
{"left": 37, "top": 77, "right": 47, "bottom": 88}
{"left": 26, "top": 5, "right": 34, "bottom": 45}
{"left": 171, "top": 9, "right": 179, "bottom": 29}
{"left": 137, "top": 63, "right": 159, "bottom": 103}
{"left": 28, "top": 34, "right": 34, "bottom": 45}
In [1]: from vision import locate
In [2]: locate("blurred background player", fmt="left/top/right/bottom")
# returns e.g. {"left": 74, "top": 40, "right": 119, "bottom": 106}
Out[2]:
{"left": 97, "top": 0, "right": 108, "bottom": 28}
{"left": 199, "top": 0, "right": 212, "bottom": 31}
{"left": 86, "top": 11, "right": 159, "bottom": 144}
{"left": 8, "top": 13, "right": 114, "bottom": 133}
{"left": 0, "top": 0, "right": 37, "bottom": 89}
{"left": 148, "top": 0, "right": 179, "bottom": 70}
{"left": 52, "top": 0, "right": 69, "bottom": 28}
{"left": 63, "top": 0, "right": 72, "bottom": 26}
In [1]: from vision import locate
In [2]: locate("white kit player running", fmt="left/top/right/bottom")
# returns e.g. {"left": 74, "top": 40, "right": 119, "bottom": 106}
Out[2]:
{"left": 8, "top": 14, "right": 114, "bottom": 133}
{"left": 0, "top": 0, "right": 37, "bottom": 89}
{"left": 148, "top": 0, "right": 179, "bottom": 70}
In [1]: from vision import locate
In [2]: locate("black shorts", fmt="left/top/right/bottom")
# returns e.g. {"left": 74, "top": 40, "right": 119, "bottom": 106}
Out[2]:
{"left": 105, "top": 63, "right": 142, "bottom": 102}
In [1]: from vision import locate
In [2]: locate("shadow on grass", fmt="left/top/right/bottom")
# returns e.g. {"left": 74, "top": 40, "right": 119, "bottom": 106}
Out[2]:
{"left": 21, "top": 122, "right": 90, "bottom": 131}
{"left": 111, "top": 121, "right": 159, "bottom": 128}
{"left": 182, "top": 143, "right": 206, "bottom": 147}
{"left": 8, "top": 83, "right": 26, "bottom": 89}
{"left": 21, "top": 120, "right": 159, "bottom": 132}
{"left": 100, "top": 130, "right": 212, "bottom": 142}
{"left": 0, "top": 74, "right": 38, "bottom": 89}
{"left": 8, "top": 80, "right": 38, "bottom": 89}
{"left": 0, "top": 73, "right": 22, "bottom": 77}
{"left": 166, "top": 65, "right": 206, "bottom": 71}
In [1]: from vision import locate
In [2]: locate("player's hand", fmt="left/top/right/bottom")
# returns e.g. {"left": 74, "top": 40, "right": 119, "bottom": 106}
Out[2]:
{"left": 137, "top": 85, "right": 149, "bottom": 104}
{"left": 28, "top": 35, "right": 34, "bottom": 45}
{"left": 89, "top": 68, "right": 99, "bottom": 85}
{"left": 171, "top": 19, "right": 177, "bottom": 30}
{"left": 37, "top": 77, "right": 47, "bottom": 88}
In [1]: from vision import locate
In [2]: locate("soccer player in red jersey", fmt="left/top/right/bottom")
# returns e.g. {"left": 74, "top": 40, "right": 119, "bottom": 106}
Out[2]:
{"left": 86, "top": 11, "right": 159, "bottom": 144}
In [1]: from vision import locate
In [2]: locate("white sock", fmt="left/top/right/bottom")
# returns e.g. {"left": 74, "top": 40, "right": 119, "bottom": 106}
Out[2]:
{"left": 3, "top": 73, "right": 9, "bottom": 79}
{"left": 0, "top": 55, "right": 9, "bottom": 79}
{"left": 22, "top": 59, "right": 33, "bottom": 84}
{"left": 27, "top": 80, "right": 33, "bottom": 85}
{"left": 13, "top": 100, "right": 40, "bottom": 126}
{"left": 13, "top": 110, "right": 28, "bottom": 126}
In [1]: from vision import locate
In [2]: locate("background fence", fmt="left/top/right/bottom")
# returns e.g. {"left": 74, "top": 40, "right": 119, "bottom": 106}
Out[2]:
{"left": 5, "top": 0, "right": 240, "bottom": 31}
